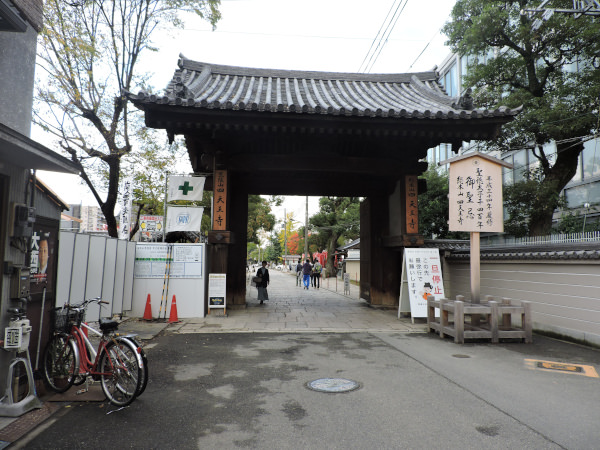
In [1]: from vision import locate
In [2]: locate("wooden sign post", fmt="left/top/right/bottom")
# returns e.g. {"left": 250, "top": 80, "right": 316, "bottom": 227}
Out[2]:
{"left": 442, "top": 152, "right": 512, "bottom": 303}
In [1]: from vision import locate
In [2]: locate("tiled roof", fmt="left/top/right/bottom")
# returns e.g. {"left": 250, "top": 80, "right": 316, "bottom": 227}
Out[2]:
{"left": 128, "top": 55, "right": 519, "bottom": 120}
{"left": 446, "top": 243, "right": 600, "bottom": 261}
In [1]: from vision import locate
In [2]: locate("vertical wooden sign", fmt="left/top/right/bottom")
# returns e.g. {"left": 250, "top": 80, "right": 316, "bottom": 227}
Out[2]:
{"left": 405, "top": 175, "right": 418, "bottom": 234}
{"left": 212, "top": 170, "right": 227, "bottom": 230}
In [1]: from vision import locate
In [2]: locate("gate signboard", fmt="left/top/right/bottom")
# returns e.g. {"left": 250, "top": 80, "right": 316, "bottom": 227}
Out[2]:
{"left": 399, "top": 248, "right": 445, "bottom": 322}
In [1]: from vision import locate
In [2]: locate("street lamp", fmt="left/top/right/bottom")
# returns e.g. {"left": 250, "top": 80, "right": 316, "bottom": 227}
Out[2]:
{"left": 583, "top": 202, "right": 590, "bottom": 233}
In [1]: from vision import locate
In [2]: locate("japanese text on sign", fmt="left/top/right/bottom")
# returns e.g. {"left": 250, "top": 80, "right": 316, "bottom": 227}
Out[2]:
{"left": 448, "top": 156, "right": 504, "bottom": 233}
{"left": 403, "top": 248, "right": 446, "bottom": 318}
{"left": 405, "top": 175, "right": 419, "bottom": 234}
{"left": 212, "top": 170, "right": 227, "bottom": 231}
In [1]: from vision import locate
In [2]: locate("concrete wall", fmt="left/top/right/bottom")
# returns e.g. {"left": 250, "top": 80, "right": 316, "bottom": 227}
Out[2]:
{"left": 0, "top": 26, "right": 37, "bottom": 135}
{"left": 445, "top": 259, "right": 600, "bottom": 347}
{"left": 345, "top": 260, "right": 360, "bottom": 283}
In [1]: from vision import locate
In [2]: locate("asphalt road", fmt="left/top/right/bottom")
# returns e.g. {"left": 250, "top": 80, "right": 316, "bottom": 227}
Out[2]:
{"left": 15, "top": 330, "right": 600, "bottom": 450}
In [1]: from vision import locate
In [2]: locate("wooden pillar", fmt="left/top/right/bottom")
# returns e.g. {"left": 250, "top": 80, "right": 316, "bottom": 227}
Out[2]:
{"left": 227, "top": 182, "right": 248, "bottom": 306}
{"left": 207, "top": 170, "right": 250, "bottom": 308}
{"left": 360, "top": 195, "right": 400, "bottom": 307}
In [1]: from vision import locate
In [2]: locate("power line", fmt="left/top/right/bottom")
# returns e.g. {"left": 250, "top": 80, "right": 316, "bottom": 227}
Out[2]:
{"left": 365, "top": 0, "right": 410, "bottom": 73}
{"left": 358, "top": 0, "right": 400, "bottom": 73}
{"left": 408, "top": 28, "right": 441, "bottom": 70}
{"left": 359, "top": 0, "right": 410, "bottom": 73}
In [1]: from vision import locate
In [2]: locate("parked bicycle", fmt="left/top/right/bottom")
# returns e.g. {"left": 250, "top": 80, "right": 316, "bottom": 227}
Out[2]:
{"left": 42, "top": 298, "right": 147, "bottom": 406}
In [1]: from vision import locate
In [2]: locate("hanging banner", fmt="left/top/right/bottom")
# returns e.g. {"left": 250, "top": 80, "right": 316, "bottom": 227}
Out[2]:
{"left": 405, "top": 175, "right": 419, "bottom": 234}
{"left": 212, "top": 170, "right": 227, "bottom": 230}
{"left": 167, "top": 175, "right": 205, "bottom": 202}
{"left": 399, "top": 248, "right": 445, "bottom": 321}
{"left": 166, "top": 206, "right": 204, "bottom": 232}
{"left": 118, "top": 177, "right": 133, "bottom": 240}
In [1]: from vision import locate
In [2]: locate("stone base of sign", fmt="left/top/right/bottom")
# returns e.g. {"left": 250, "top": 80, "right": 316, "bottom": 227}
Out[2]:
{"left": 427, "top": 295, "right": 532, "bottom": 344}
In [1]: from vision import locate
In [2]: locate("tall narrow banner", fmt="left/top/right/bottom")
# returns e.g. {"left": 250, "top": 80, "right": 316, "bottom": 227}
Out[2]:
{"left": 166, "top": 206, "right": 204, "bottom": 232}
{"left": 167, "top": 175, "right": 206, "bottom": 202}
{"left": 212, "top": 170, "right": 227, "bottom": 230}
{"left": 405, "top": 175, "right": 418, "bottom": 234}
{"left": 118, "top": 177, "right": 133, "bottom": 240}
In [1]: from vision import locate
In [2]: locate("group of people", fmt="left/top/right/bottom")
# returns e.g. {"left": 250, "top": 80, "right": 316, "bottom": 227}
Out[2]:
{"left": 296, "top": 258, "right": 322, "bottom": 290}
{"left": 253, "top": 258, "right": 324, "bottom": 305}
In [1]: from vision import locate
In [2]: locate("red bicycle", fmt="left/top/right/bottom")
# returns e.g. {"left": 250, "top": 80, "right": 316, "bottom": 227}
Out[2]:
{"left": 42, "top": 298, "right": 145, "bottom": 406}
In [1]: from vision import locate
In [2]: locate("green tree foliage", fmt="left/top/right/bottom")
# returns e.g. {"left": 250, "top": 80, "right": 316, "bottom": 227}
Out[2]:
{"left": 443, "top": 0, "right": 600, "bottom": 236}
{"left": 35, "top": 0, "right": 221, "bottom": 238}
{"left": 310, "top": 197, "right": 360, "bottom": 276}
{"left": 264, "top": 233, "right": 282, "bottom": 263}
{"left": 247, "top": 195, "right": 277, "bottom": 244}
{"left": 502, "top": 167, "right": 567, "bottom": 237}
{"left": 418, "top": 167, "right": 468, "bottom": 239}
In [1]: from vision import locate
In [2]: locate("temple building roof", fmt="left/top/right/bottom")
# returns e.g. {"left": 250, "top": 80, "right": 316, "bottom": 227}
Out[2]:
{"left": 129, "top": 55, "right": 519, "bottom": 121}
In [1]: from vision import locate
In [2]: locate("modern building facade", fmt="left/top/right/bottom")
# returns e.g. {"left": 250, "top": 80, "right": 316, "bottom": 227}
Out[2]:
{"left": 431, "top": 51, "right": 600, "bottom": 227}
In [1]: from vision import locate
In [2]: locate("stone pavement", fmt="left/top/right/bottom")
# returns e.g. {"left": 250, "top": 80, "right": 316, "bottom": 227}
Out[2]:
{"left": 165, "top": 269, "right": 427, "bottom": 334}
{"left": 0, "top": 270, "right": 421, "bottom": 446}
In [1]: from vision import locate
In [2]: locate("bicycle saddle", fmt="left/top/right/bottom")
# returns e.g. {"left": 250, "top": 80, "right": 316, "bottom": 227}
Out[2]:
{"left": 99, "top": 318, "right": 119, "bottom": 332}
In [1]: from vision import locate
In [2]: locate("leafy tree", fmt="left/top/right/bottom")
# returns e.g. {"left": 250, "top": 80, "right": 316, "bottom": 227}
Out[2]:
{"left": 263, "top": 234, "right": 282, "bottom": 263}
{"left": 443, "top": 0, "right": 600, "bottom": 236}
{"left": 418, "top": 167, "right": 469, "bottom": 239}
{"left": 286, "top": 231, "right": 301, "bottom": 255}
{"left": 310, "top": 197, "right": 360, "bottom": 276}
{"left": 247, "top": 195, "right": 279, "bottom": 244}
{"left": 277, "top": 211, "right": 301, "bottom": 255}
{"left": 35, "top": 0, "right": 221, "bottom": 238}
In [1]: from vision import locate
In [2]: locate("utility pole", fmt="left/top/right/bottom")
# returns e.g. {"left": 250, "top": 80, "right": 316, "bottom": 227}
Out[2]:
{"left": 304, "top": 196, "right": 309, "bottom": 259}
{"left": 283, "top": 208, "right": 287, "bottom": 268}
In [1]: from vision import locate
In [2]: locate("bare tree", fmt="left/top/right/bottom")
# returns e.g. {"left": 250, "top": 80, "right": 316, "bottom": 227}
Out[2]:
{"left": 35, "top": 0, "right": 221, "bottom": 237}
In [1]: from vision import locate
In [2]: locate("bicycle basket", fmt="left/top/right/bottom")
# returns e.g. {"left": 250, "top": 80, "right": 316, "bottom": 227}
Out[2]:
{"left": 52, "top": 307, "right": 85, "bottom": 333}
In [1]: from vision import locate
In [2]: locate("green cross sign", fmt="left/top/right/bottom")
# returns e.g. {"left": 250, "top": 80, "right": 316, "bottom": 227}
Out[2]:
{"left": 178, "top": 181, "right": 194, "bottom": 196}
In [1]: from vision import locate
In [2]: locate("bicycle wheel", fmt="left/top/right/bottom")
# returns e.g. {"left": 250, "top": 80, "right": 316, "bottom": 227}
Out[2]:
{"left": 99, "top": 339, "right": 142, "bottom": 406}
{"left": 43, "top": 334, "right": 78, "bottom": 393}
{"left": 122, "top": 337, "right": 148, "bottom": 397}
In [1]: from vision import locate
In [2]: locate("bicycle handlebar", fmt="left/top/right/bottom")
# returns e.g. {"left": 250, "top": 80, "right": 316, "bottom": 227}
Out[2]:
{"left": 62, "top": 297, "right": 109, "bottom": 310}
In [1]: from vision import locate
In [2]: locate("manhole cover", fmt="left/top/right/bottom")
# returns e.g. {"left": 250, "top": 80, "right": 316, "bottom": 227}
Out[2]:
{"left": 452, "top": 354, "right": 471, "bottom": 358}
{"left": 306, "top": 378, "right": 360, "bottom": 393}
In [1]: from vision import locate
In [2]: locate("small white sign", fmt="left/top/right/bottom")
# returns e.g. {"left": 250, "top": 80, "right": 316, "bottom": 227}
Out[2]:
{"left": 208, "top": 273, "right": 226, "bottom": 310}
{"left": 399, "top": 248, "right": 445, "bottom": 320}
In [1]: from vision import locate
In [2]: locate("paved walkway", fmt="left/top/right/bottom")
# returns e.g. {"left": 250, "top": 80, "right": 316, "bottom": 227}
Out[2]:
{"left": 167, "top": 269, "right": 427, "bottom": 334}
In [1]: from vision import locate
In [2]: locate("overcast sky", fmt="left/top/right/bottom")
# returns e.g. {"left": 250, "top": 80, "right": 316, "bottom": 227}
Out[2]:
{"left": 37, "top": 0, "right": 457, "bottom": 225}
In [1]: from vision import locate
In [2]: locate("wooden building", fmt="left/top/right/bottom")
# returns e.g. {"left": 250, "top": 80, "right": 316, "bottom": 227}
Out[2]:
{"left": 128, "top": 56, "right": 518, "bottom": 310}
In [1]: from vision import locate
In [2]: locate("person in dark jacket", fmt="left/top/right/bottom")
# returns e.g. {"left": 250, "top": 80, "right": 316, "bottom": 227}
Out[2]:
{"left": 302, "top": 259, "right": 312, "bottom": 290}
{"left": 296, "top": 259, "right": 303, "bottom": 286}
{"left": 256, "top": 260, "right": 270, "bottom": 304}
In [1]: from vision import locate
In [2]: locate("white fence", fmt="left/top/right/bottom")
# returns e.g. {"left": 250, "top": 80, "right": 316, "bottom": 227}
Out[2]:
{"left": 57, "top": 232, "right": 136, "bottom": 320}
{"left": 482, "top": 231, "right": 600, "bottom": 247}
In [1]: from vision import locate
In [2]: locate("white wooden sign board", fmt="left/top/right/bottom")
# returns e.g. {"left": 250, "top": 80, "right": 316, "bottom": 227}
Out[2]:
{"left": 208, "top": 273, "right": 227, "bottom": 312}
{"left": 447, "top": 154, "right": 506, "bottom": 233}
{"left": 399, "top": 248, "right": 445, "bottom": 322}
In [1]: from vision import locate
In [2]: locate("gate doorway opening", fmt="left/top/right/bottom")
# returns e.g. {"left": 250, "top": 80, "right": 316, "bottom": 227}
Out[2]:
{"left": 128, "top": 57, "right": 517, "bottom": 314}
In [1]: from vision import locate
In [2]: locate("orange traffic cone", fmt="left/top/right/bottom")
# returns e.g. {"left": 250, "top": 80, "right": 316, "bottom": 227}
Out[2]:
{"left": 168, "top": 295, "right": 179, "bottom": 323}
{"left": 143, "top": 294, "right": 153, "bottom": 321}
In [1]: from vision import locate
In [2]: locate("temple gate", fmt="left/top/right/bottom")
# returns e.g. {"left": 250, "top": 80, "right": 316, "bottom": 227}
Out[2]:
{"left": 128, "top": 56, "right": 517, "bottom": 310}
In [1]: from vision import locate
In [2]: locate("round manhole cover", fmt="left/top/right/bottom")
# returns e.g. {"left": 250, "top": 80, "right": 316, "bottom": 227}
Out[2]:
{"left": 452, "top": 354, "right": 471, "bottom": 359}
{"left": 306, "top": 378, "right": 361, "bottom": 393}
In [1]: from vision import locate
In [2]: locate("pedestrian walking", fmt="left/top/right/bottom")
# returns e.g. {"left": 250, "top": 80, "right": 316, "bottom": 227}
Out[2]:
{"left": 255, "top": 260, "right": 270, "bottom": 304}
{"left": 312, "top": 260, "right": 322, "bottom": 288}
{"left": 296, "top": 259, "right": 303, "bottom": 286}
{"left": 302, "top": 259, "right": 312, "bottom": 290}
